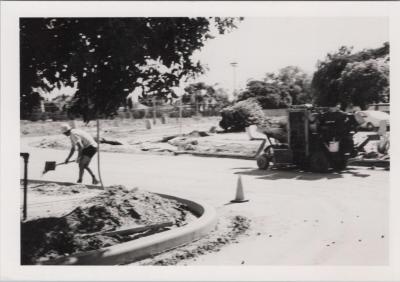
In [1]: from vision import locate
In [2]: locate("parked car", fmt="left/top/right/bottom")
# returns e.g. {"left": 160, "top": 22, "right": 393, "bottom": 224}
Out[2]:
{"left": 355, "top": 110, "right": 390, "bottom": 131}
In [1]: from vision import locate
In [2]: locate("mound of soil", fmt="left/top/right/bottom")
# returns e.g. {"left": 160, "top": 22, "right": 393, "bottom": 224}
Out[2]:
{"left": 168, "top": 136, "right": 198, "bottom": 150}
{"left": 21, "top": 185, "right": 196, "bottom": 264}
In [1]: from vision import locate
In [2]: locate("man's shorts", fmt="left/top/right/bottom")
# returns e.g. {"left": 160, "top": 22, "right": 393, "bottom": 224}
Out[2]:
{"left": 82, "top": 145, "right": 97, "bottom": 158}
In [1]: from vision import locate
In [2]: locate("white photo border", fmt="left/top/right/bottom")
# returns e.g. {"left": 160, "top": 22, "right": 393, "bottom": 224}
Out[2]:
{"left": 1, "top": 1, "right": 399, "bottom": 281}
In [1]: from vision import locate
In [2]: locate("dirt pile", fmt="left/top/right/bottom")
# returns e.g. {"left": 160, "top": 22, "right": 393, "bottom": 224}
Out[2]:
{"left": 166, "top": 131, "right": 212, "bottom": 151}
{"left": 21, "top": 185, "right": 196, "bottom": 264}
{"left": 168, "top": 136, "right": 198, "bottom": 151}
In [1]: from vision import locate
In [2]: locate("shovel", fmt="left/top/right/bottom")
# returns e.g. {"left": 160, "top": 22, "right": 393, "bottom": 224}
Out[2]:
{"left": 42, "top": 160, "right": 75, "bottom": 175}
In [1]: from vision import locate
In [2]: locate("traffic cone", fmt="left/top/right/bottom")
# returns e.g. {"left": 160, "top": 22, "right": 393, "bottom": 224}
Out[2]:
{"left": 231, "top": 175, "right": 249, "bottom": 203}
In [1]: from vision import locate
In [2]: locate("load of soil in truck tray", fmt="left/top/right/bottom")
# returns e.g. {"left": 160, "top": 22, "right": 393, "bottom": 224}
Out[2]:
{"left": 21, "top": 185, "right": 196, "bottom": 264}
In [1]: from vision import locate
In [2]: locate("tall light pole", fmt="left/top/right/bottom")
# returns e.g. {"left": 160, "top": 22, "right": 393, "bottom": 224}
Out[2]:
{"left": 230, "top": 62, "right": 238, "bottom": 99}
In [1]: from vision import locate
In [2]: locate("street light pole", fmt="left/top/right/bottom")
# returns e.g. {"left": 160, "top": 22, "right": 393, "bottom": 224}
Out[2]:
{"left": 230, "top": 62, "right": 238, "bottom": 99}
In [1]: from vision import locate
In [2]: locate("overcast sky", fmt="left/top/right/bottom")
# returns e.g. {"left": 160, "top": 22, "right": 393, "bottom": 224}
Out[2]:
{"left": 192, "top": 17, "right": 389, "bottom": 93}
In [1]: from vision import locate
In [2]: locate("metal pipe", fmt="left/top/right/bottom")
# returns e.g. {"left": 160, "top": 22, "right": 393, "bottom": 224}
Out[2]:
{"left": 20, "top": 153, "right": 29, "bottom": 220}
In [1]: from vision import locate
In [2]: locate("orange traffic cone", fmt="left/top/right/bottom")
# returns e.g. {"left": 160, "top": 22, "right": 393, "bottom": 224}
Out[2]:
{"left": 231, "top": 175, "right": 249, "bottom": 203}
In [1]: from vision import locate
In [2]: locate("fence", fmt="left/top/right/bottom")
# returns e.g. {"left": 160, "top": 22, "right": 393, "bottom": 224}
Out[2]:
{"left": 22, "top": 102, "right": 226, "bottom": 122}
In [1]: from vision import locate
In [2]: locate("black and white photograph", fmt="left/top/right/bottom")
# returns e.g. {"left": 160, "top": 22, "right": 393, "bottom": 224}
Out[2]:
{"left": 1, "top": 1, "right": 399, "bottom": 281}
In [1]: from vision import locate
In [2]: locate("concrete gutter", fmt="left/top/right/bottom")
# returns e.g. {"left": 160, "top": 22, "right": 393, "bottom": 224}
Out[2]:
{"left": 32, "top": 183, "right": 217, "bottom": 265}
{"left": 348, "top": 159, "right": 390, "bottom": 168}
{"left": 175, "top": 151, "right": 390, "bottom": 169}
{"left": 174, "top": 150, "right": 254, "bottom": 160}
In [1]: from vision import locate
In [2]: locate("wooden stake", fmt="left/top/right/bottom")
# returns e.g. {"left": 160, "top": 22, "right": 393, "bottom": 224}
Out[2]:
{"left": 97, "top": 119, "right": 104, "bottom": 189}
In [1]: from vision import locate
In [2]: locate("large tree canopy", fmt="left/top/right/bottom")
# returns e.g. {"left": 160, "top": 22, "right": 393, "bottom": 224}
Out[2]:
{"left": 312, "top": 42, "right": 389, "bottom": 109}
{"left": 264, "top": 66, "right": 312, "bottom": 105}
{"left": 181, "top": 82, "right": 231, "bottom": 113}
{"left": 339, "top": 58, "right": 389, "bottom": 109}
{"left": 237, "top": 66, "right": 311, "bottom": 109}
{"left": 238, "top": 80, "right": 292, "bottom": 109}
{"left": 20, "top": 17, "right": 241, "bottom": 121}
{"left": 182, "top": 82, "right": 215, "bottom": 104}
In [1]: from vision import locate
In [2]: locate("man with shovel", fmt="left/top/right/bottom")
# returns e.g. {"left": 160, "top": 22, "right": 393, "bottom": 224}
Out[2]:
{"left": 61, "top": 124, "right": 99, "bottom": 184}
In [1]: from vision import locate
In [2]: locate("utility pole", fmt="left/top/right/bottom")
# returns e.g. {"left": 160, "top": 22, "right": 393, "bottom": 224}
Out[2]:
{"left": 230, "top": 62, "right": 238, "bottom": 99}
{"left": 152, "top": 96, "right": 157, "bottom": 125}
{"left": 179, "top": 98, "right": 183, "bottom": 135}
{"left": 195, "top": 90, "right": 199, "bottom": 117}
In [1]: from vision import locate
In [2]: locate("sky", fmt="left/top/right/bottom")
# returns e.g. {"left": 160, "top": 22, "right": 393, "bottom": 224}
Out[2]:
{"left": 42, "top": 17, "right": 388, "bottom": 100}
{"left": 192, "top": 17, "right": 389, "bottom": 93}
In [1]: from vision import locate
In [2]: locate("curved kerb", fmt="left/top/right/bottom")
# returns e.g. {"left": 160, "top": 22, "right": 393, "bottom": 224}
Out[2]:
{"left": 32, "top": 182, "right": 217, "bottom": 265}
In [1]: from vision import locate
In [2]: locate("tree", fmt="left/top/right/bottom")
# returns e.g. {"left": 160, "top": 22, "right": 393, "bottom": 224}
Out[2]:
{"left": 20, "top": 18, "right": 241, "bottom": 121}
{"left": 271, "top": 66, "right": 312, "bottom": 105}
{"left": 312, "top": 42, "right": 389, "bottom": 109}
{"left": 237, "top": 66, "right": 311, "bottom": 109}
{"left": 339, "top": 58, "right": 389, "bottom": 109}
{"left": 311, "top": 46, "right": 354, "bottom": 107}
{"left": 213, "top": 87, "right": 231, "bottom": 107}
{"left": 182, "top": 82, "right": 215, "bottom": 104}
{"left": 180, "top": 82, "right": 231, "bottom": 115}
{"left": 20, "top": 91, "right": 43, "bottom": 119}
{"left": 237, "top": 80, "right": 292, "bottom": 109}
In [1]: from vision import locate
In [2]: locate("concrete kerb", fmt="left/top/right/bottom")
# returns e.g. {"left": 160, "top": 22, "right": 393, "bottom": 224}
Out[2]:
{"left": 26, "top": 179, "right": 217, "bottom": 265}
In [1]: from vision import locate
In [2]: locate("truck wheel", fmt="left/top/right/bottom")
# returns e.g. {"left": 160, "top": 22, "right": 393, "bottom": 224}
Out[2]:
{"left": 256, "top": 154, "right": 270, "bottom": 170}
{"left": 309, "top": 151, "right": 330, "bottom": 173}
{"left": 332, "top": 159, "right": 347, "bottom": 171}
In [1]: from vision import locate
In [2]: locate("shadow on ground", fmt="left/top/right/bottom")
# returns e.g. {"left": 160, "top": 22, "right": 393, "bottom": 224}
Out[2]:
{"left": 232, "top": 167, "right": 371, "bottom": 181}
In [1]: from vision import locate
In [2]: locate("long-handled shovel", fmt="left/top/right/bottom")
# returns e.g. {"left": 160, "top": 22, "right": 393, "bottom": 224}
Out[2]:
{"left": 42, "top": 160, "right": 75, "bottom": 176}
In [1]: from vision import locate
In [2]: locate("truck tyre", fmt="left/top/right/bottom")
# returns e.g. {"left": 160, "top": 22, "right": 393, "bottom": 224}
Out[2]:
{"left": 309, "top": 151, "right": 330, "bottom": 173}
{"left": 332, "top": 159, "right": 348, "bottom": 171}
{"left": 256, "top": 154, "right": 270, "bottom": 170}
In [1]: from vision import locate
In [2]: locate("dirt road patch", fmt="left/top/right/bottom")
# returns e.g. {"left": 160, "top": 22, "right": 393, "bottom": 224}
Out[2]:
{"left": 28, "top": 182, "right": 91, "bottom": 196}
{"left": 22, "top": 118, "right": 386, "bottom": 159}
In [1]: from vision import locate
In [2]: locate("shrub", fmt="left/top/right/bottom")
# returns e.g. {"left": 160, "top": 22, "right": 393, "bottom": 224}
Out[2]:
{"left": 219, "top": 98, "right": 266, "bottom": 132}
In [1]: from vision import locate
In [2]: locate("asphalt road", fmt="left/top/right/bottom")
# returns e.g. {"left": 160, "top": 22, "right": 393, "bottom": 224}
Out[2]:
{"left": 21, "top": 142, "right": 389, "bottom": 265}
